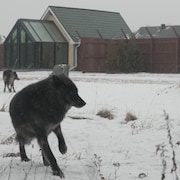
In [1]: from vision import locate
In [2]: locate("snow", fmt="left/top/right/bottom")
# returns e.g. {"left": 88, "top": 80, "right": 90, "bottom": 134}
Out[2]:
{"left": 0, "top": 34, "right": 5, "bottom": 44}
{"left": 0, "top": 71, "right": 180, "bottom": 180}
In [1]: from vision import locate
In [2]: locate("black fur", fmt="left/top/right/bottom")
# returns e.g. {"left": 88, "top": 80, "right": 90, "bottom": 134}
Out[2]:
{"left": 9, "top": 74, "right": 86, "bottom": 178}
{"left": 3, "top": 69, "right": 20, "bottom": 92}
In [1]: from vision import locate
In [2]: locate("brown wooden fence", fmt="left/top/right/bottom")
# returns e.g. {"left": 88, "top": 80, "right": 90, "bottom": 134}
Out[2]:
{"left": 78, "top": 38, "right": 180, "bottom": 73}
{"left": 137, "top": 38, "right": 180, "bottom": 73}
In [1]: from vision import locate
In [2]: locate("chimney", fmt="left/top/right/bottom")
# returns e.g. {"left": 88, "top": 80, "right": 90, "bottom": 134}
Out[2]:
{"left": 161, "top": 24, "right": 166, "bottom": 30}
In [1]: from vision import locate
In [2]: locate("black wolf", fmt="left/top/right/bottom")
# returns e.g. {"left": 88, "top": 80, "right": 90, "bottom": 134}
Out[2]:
{"left": 3, "top": 69, "right": 20, "bottom": 92}
{"left": 9, "top": 74, "right": 86, "bottom": 178}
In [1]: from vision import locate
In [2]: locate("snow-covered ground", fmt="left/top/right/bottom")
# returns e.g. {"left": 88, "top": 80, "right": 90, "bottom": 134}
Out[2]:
{"left": 0, "top": 71, "right": 180, "bottom": 180}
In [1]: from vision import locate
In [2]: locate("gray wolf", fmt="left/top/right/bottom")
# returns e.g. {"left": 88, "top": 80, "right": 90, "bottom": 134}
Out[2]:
{"left": 3, "top": 69, "right": 19, "bottom": 92}
{"left": 9, "top": 74, "right": 86, "bottom": 178}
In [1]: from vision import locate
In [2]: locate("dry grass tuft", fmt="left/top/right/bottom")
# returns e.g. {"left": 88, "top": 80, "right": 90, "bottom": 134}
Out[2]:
{"left": 0, "top": 104, "right": 7, "bottom": 112}
{"left": 68, "top": 116, "right": 92, "bottom": 120}
{"left": 97, "top": 109, "right": 114, "bottom": 120}
{"left": 3, "top": 152, "right": 20, "bottom": 158}
{"left": 125, "top": 112, "right": 137, "bottom": 122}
{"left": 0, "top": 134, "right": 16, "bottom": 145}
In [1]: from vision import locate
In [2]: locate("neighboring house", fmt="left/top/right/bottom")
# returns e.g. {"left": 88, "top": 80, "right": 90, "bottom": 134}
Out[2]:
{"left": 135, "top": 24, "right": 180, "bottom": 38}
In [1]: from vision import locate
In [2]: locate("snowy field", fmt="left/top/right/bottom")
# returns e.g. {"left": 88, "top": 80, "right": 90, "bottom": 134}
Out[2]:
{"left": 0, "top": 71, "right": 180, "bottom": 180}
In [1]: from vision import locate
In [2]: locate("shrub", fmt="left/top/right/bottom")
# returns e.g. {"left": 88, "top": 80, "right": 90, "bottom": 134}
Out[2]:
{"left": 106, "top": 40, "right": 145, "bottom": 73}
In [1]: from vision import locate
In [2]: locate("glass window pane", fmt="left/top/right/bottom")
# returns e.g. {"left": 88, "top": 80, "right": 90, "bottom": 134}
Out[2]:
{"left": 43, "top": 22, "right": 66, "bottom": 42}
{"left": 12, "top": 29, "right": 17, "bottom": 43}
{"left": 42, "top": 43, "right": 54, "bottom": 68}
{"left": 24, "top": 22, "right": 41, "bottom": 41}
{"left": 20, "top": 29, "right": 26, "bottom": 43}
{"left": 30, "top": 22, "right": 54, "bottom": 42}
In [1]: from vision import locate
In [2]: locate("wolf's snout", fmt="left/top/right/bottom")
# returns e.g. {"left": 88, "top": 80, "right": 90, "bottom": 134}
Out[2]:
{"left": 74, "top": 95, "right": 86, "bottom": 108}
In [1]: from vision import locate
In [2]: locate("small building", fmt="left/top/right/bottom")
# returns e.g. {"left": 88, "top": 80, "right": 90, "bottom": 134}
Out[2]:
{"left": 3, "top": 19, "right": 68, "bottom": 69}
{"left": 3, "top": 6, "right": 132, "bottom": 70}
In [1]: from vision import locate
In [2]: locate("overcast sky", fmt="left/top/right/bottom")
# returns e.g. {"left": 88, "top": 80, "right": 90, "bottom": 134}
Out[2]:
{"left": 0, "top": 0, "right": 180, "bottom": 37}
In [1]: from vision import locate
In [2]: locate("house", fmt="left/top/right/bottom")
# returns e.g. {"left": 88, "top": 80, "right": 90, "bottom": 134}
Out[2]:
{"left": 41, "top": 6, "right": 132, "bottom": 71}
{"left": 3, "top": 6, "right": 132, "bottom": 70}
{"left": 135, "top": 24, "right": 180, "bottom": 39}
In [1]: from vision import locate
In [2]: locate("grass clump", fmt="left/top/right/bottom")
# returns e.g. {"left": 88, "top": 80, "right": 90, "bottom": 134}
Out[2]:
{"left": 0, "top": 134, "right": 16, "bottom": 145}
{"left": 97, "top": 109, "right": 115, "bottom": 120}
{"left": 125, "top": 112, "right": 137, "bottom": 122}
{"left": 0, "top": 104, "right": 7, "bottom": 112}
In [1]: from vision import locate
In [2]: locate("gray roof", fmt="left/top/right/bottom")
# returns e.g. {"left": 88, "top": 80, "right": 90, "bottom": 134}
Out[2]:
{"left": 135, "top": 24, "right": 180, "bottom": 39}
{"left": 20, "top": 19, "right": 67, "bottom": 42}
{"left": 48, "top": 6, "right": 132, "bottom": 41}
